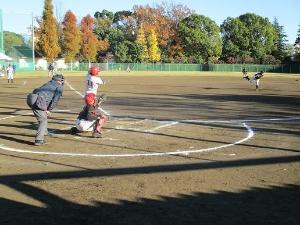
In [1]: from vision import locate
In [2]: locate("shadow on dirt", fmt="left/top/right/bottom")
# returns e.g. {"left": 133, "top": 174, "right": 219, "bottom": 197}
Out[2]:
{"left": 0, "top": 134, "right": 34, "bottom": 145}
{"left": 0, "top": 156, "right": 299, "bottom": 225}
{"left": 171, "top": 93, "right": 300, "bottom": 107}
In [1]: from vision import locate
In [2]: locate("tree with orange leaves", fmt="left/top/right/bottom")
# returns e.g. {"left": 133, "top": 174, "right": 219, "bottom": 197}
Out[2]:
{"left": 36, "top": 0, "right": 60, "bottom": 62}
{"left": 80, "top": 15, "right": 98, "bottom": 62}
{"left": 133, "top": 3, "right": 192, "bottom": 62}
{"left": 61, "top": 10, "right": 81, "bottom": 62}
{"left": 133, "top": 4, "right": 169, "bottom": 48}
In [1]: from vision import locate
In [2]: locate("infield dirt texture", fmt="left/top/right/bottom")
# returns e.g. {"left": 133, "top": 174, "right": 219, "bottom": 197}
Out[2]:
{"left": 0, "top": 72, "right": 299, "bottom": 225}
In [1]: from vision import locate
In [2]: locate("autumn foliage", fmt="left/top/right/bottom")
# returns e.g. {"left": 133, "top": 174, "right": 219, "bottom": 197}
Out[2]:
{"left": 148, "top": 29, "right": 161, "bottom": 62}
{"left": 33, "top": 1, "right": 289, "bottom": 64}
{"left": 36, "top": 0, "right": 60, "bottom": 62}
{"left": 80, "top": 15, "right": 99, "bottom": 62}
{"left": 61, "top": 10, "right": 81, "bottom": 62}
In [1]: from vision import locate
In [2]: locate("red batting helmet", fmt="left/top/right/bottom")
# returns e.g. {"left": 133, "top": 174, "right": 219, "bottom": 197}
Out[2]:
{"left": 85, "top": 93, "right": 96, "bottom": 105}
{"left": 89, "top": 66, "right": 100, "bottom": 76}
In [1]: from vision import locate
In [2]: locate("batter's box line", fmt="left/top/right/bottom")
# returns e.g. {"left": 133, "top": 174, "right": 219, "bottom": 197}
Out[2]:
{"left": 0, "top": 122, "right": 254, "bottom": 157}
{"left": 114, "top": 121, "right": 178, "bottom": 133}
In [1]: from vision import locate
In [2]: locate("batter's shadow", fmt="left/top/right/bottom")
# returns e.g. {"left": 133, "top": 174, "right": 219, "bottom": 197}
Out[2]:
{"left": 0, "top": 133, "right": 34, "bottom": 145}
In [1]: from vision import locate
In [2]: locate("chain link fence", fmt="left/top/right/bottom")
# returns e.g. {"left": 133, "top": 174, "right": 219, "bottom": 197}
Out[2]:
{"left": 59, "top": 63, "right": 300, "bottom": 73}
{"left": 2, "top": 62, "right": 300, "bottom": 73}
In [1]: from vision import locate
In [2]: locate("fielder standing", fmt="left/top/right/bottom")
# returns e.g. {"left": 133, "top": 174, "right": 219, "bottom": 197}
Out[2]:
{"left": 48, "top": 62, "right": 54, "bottom": 77}
{"left": 6, "top": 64, "right": 14, "bottom": 83}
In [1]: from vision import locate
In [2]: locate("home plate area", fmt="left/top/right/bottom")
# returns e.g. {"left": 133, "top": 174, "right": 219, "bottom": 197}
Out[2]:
{"left": 0, "top": 112, "right": 251, "bottom": 157}
{"left": 47, "top": 117, "right": 249, "bottom": 156}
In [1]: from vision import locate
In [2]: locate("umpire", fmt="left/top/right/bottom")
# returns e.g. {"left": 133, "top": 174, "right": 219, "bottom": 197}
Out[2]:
{"left": 27, "top": 74, "right": 65, "bottom": 145}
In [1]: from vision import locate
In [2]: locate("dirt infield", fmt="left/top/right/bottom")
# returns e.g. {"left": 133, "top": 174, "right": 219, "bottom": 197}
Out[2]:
{"left": 0, "top": 73, "right": 299, "bottom": 225}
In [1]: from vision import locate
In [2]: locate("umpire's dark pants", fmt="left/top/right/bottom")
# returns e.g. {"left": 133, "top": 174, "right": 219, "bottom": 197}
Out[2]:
{"left": 33, "top": 108, "right": 48, "bottom": 141}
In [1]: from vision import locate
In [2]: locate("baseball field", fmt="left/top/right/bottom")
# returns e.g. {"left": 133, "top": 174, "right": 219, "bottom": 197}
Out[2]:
{"left": 0, "top": 71, "right": 299, "bottom": 225}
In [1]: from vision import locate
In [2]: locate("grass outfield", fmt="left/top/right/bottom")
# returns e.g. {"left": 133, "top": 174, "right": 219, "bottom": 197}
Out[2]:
{"left": 10, "top": 70, "right": 300, "bottom": 78}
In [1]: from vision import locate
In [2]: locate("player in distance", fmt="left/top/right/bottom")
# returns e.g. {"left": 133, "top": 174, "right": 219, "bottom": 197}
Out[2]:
{"left": 242, "top": 68, "right": 264, "bottom": 90}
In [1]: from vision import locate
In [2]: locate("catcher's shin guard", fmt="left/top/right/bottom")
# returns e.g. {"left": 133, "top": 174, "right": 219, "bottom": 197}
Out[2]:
{"left": 94, "top": 115, "right": 107, "bottom": 133}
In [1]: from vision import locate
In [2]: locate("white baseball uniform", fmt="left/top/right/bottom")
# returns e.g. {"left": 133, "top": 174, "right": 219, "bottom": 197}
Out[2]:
{"left": 84, "top": 74, "right": 104, "bottom": 95}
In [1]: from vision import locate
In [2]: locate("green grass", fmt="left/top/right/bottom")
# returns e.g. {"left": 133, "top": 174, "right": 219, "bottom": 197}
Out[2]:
{"left": 13, "top": 70, "right": 300, "bottom": 78}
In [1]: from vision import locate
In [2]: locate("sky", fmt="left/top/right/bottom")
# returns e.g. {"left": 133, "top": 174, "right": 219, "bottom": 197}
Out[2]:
{"left": 1, "top": 0, "right": 299, "bottom": 44}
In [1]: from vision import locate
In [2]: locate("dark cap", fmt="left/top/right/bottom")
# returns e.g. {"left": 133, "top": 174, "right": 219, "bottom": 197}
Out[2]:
{"left": 52, "top": 74, "right": 65, "bottom": 82}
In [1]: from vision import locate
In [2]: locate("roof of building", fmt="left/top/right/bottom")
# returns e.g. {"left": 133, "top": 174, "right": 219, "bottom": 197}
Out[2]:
{"left": 6, "top": 45, "right": 42, "bottom": 59}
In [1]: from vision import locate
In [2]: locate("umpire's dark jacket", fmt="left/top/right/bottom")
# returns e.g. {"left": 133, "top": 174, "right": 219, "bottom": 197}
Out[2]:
{"left": 33, "top": 80, "right": 64, "bottom": 111}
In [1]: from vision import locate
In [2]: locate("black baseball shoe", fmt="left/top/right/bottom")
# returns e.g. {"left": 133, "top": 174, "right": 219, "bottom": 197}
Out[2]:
{"left": 70, "top": 127, "right": 78, "bottom": 135}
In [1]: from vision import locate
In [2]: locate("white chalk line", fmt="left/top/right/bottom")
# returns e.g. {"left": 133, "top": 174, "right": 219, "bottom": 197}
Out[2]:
{"left": 0, "top": 79, "right": 293, "bottom": 158}
{"left": 0, "top": 121, "right": 253, "bottom": 157}
{"left": 114, "top": 121, "right": 178, "bottom": 133}
{"left": 0, "top": 109, "right": 253, "bottom": 157}
{"left": 183, "top": 116, "right": 300, "bottom": 124}
{"left": 0, "top": 79, "right": 296, "bottom": 157}
{"left": 0, "top": 115, "right": 21, "bottom": 121}
{"left": 65, "top": 80, "right": 84, "bottom": 98}
{"left": 148, "top": 121, "right": 179, "bottom": 132}
{"left": 64, "top": 79, "right": 300, "bottom": 125}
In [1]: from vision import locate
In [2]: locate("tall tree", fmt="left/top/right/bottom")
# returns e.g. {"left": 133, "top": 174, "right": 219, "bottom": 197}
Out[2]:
{"left": 115, "top": 42, "right": 129, "bottom": 63}
{"left": 221, "top": 13, "right": 277, "bottom": 63}
{"left": 61, "top": 10, "right": 81, "bottom": 62}
{"left": 148, "top": 29, "right": 161, "bottom": 62}
{"left": 98, "top": 39, "right": 109, "bottom": 53}
{"left": 297, "top": 23, "right": 300, "bottom": 40}
{"left": 109, "top": 41, "right": 142, "bottom": 63}
{"left": 295, "top": 23, "right": 300, "bottom": 46}
{"left": 3, "top": 31, "right": 25, "bottom": 53}
{"left": 107, "top": 28, "right": 125, "bottom": 62}
{"left": 135, "top": 24, "right": 149, "bottom": 62}
{"left": 127, "top": 41, "right": 144, "bottom": 63}
{"left": 294, "top": 24, "right": 300, "bottom": 62}
{"left": 167, "top": 35, "right": 187, "bottom": 63}
{"left": 272, "top": 17, "right": 288, "bottom": 62}
{"left": 133, "top": 4, "right": 171, "bottom": 48}
{"left": 163, "top": 2, "right": 194, "bottom": 27}
{"left": 80, "top": 15, "right": 98, "bottom": 62}
{"left": 113, "top": 11, "right": 136, "bottom": 42}
{"left": 178, "top": 14, "right": 222, "bottom": 63}
{"left": 93, "top": 9, "right": 114, "bottom": 61}
{"left": 133, "top": 3, "right": 193, "bottom": 62}
{"left": 94, "top": 9, "right": 114, "bottom": 40}
{"left": 36, "top": 0, "right": 60, "bottom": 62}
{"left": 163, "top": 2, "right": 193, "bottom": 62}
{"left": 220, "top": 17, "right": 246, "bottom": 62}
{"left": 94, "top": 10, "right": 114, "bottom": 21}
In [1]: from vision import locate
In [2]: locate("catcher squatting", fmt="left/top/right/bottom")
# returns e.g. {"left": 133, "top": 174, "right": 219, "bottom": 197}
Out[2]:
{"left": 27, "top": 66, "right": 108, "bottom": 145}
